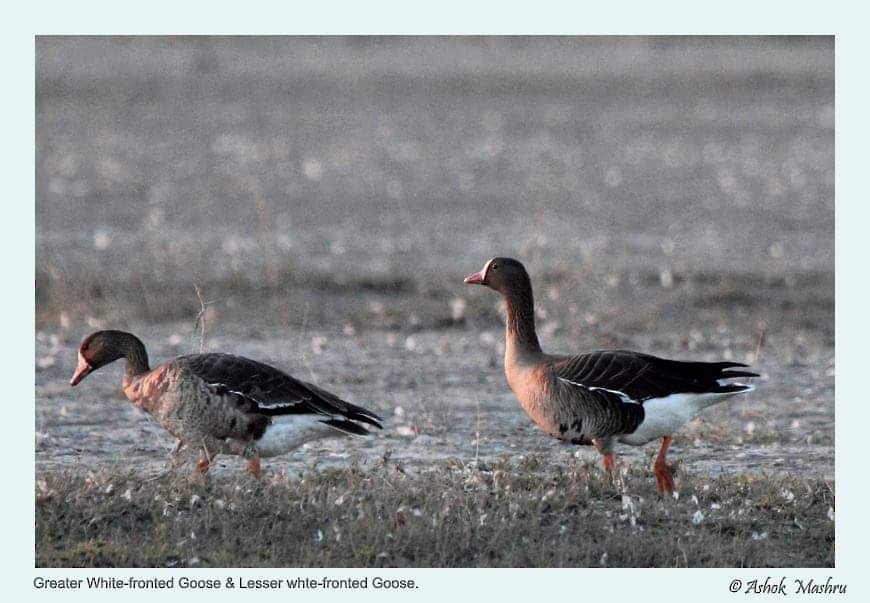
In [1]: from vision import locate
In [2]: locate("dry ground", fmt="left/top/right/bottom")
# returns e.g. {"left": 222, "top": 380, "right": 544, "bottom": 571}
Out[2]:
{"left": 36, "top": 464, "right": 833, "bottom": 568}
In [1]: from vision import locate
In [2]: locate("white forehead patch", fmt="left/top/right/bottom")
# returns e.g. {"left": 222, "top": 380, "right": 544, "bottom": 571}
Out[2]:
{"left": 76, "top": 350, "right": 92, "bottom": 369}
{"left": 482, "top": 258, "right": 495, "bottom": 279}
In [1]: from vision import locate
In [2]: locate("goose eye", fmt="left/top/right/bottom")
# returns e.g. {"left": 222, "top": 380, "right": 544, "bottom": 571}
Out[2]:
{"left": 490, "top": 263, "right": 498, "bottom": 271}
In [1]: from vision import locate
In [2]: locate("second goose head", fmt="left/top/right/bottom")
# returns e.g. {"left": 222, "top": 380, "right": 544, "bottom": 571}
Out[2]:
{"left": 463, "top": 257, "right": 531, "bottom": 295}
{"left": 464, "top": 257, "right": 541, "bottom": 353}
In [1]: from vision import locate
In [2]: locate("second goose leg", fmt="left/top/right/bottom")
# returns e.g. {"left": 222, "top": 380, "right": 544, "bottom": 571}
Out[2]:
{"left": 652, "top": 435, "right": 675, "bottom": 494}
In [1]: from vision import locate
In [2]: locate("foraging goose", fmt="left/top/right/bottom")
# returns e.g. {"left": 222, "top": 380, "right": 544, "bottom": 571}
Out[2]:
{"left": 70, "top": 330, "right": 382, "bottom": 478}
{"left": 464, "top": 258, "right": 757, "bottom": 494}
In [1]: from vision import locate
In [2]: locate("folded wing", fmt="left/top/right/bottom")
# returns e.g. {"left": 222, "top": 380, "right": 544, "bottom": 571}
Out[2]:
{"left": 179, "top": 353, "right": 383, "bottom": 434}
{"left": 553, "top": 350, "right": 758, "bottom": 403}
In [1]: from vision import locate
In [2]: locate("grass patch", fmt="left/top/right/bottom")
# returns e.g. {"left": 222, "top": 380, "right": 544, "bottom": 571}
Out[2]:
{"left": 36, "top": 459, "right": 833, "bottom": 568}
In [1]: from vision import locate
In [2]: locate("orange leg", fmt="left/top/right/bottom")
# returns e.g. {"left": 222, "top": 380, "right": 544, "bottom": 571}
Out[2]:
{"left": 245, "top": 457, "right": 262, "bottom": 479}
{"left": 593, "top": 439, "right": 617, "bottom": 474}
{"left": 192, "top": 457, "right": 210, "bottom": 481}
{"left": 652, "top": 435, "right": 674, "bottom": 494}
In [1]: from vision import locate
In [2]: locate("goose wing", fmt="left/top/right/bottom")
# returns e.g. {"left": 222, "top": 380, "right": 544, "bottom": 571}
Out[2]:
{"left": 178, "top": 353, "right": 383, "bottom": 431}
{"left": 553, "top": 350, "right": 757, "bottom": 403}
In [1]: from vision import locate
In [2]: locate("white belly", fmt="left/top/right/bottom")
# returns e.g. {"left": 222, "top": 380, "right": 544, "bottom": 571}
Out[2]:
{"left": 255, "top": 415, "right": 343, "bottom": 458}
{"left": 618, "top": 391, "right": 744, "bottom": 446}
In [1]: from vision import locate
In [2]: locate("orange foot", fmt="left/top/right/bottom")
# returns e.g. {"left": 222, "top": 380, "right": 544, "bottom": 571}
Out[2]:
{"left": 192, "top": 457, "right": 210, "bottom": 481}
{"left": 245, "top": 457, "right": 262, "bottom": 479}
{"left": 602, "top": 453, "right": 617, "bottom": 473}
{"left": 653, "top": 463, "right": 674, "bottom": 494}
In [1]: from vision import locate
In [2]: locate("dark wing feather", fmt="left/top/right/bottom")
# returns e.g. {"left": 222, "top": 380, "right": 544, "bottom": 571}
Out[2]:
{"left": 560, "top": 385, "right": 646, "bottom": 441}
{"left": 177, "top": 353, "right": 383, "bottom": 429}
{"left": 552, "top": 350, "right": 758, "bottom": 402}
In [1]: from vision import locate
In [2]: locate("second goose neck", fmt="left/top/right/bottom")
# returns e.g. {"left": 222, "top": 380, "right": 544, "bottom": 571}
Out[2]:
{"left": 502, "top": 278, "right": 542, "bottom": 358}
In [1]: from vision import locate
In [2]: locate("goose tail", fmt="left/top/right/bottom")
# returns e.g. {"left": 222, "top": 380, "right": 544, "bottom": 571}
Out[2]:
{"left": 320, "top": 418, "right": 376, "bottom": 437}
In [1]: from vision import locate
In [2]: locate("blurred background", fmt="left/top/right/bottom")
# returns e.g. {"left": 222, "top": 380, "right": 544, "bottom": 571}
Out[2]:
{"left": 36, "top": 37, "right": 833, "bottom": 477}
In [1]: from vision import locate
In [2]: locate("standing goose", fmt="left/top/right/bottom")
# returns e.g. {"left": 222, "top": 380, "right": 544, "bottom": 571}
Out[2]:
{"left": 70, "top": 330, "right": 382, "bottom": 478}
{"left": 464, "top": 258, "right": 757, "bottom": 494}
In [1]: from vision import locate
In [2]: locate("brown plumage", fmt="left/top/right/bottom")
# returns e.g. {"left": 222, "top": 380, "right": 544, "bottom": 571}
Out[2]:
{"left": 464, "top": 257, "right": 757, "bottom": 494}
{"left": 70, "top": 330, "right": 382, "bottom": 479}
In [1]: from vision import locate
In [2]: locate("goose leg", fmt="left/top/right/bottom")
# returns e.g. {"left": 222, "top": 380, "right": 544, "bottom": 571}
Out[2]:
{"left": 193, "top": 457, "right": 210, "bottom": 480}
{"left": 592, "top": 438, "right": 616, "bottom": 474}
{"left": 192, "top": 447, "right": 211, "bottom": 481}
{"left": 239, "top": 442, "right": 262, "bottom": 479}
{"left": 652, "top": 435, "right": 674, "bottom": 494}
{"left": 245, "top": 457, "right": 262, "bottom": 479}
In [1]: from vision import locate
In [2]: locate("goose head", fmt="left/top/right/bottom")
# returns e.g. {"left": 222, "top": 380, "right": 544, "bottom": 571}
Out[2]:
{"left": 70, "top": 330, "right": 137, "bottom": 386}
{"left": 463, "top": 257, "right": 531, "bottom": 295}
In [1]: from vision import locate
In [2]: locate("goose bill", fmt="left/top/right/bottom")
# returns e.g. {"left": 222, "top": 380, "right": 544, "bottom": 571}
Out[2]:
{"left": 464, "top": 269, "right": 486, "bottom": 285}
{"left": 70, "top": 357, "right": 93, "bottom": 386}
